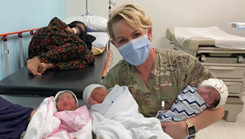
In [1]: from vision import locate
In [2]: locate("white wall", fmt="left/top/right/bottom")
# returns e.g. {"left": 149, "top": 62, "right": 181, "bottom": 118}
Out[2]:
{"left": 66, "top": 0, "right": 245, "bottom": 66}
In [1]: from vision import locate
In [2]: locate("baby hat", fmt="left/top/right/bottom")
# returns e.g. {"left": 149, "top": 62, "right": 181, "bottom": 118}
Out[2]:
{"left": 55, "top": 90, "right": 79, "bottom": 108}
{"left": 83, "top": 84, "right": 106, "bottom": 105}
{"left": 200, "top": 78, "right": 229, "bottom": 109}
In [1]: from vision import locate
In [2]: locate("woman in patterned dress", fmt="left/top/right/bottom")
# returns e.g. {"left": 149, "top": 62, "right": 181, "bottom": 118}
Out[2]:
{"left": 27, "top": 17, "right": 95, "bottom": 76}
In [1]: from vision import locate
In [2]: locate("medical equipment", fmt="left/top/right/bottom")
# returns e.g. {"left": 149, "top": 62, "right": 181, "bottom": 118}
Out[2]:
{"left": 109, "top": 0, "right": 116, "bottom": 10}
{"left": 231, "top": 22, "right": 245, "bottom": 30}
{"left": 166, "top": 27, "right": 245, "bottom": 122}
{"left": 84, "top": 0, "right": 91, "bottom": 16}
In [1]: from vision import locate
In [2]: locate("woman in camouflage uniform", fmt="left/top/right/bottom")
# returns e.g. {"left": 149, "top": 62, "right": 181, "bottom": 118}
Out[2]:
{"left": 101, "top": 4, "right": 225, "bottom": 139}
{"left": 27, "top": 17, "right": 95, "bottom": 76}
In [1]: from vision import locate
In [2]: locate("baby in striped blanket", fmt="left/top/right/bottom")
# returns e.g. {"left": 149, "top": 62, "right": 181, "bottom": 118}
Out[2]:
{"left": 156, "top": 78, "right": 229, "bottom": 123}
{"left": 156, "top": 78, "right": 228, "bottom": 139}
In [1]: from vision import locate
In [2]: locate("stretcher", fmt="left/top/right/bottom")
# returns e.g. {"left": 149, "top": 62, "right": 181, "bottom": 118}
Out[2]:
{"left": 0, "top": 28, "right": 112, "bottom": 99}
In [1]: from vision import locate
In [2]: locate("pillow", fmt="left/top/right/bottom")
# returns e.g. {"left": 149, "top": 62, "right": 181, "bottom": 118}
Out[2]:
{"left": 91, "top": 47, "right": 105, "bottom": 56}
{"left": 84, "top": 34, "right": 96, "bottom": 51}
{"left": 88, "top": 32, "right": 109, "bottom": 48}
{"left": 63, "top": 16, "right": 108, "bottom": 32}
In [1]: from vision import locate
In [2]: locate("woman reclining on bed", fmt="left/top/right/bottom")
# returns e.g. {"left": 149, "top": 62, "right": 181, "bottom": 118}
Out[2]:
{"left": 27, "top": 17, "right": 96, "bottom": 76}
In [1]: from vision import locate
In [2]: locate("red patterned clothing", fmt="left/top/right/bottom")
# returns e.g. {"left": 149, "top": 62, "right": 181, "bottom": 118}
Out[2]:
{"left": 28, "top": 17, "right": 95, "bottom": 70}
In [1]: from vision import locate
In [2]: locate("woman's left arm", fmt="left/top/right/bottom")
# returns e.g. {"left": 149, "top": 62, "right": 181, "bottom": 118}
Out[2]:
{"left": 162, "top": 54, "right": 224, "bottom": 139}
{"left": 185, "top": 55, "right": 225, "bottom": 129}
{"left": 189, "top": 106, "right": 225, "bottom": 130}
{"left": 162, "top": 107, "right": 224, "bottom": 139}
{"left": 185, "top": 55, "right": 225, "bottom": 130}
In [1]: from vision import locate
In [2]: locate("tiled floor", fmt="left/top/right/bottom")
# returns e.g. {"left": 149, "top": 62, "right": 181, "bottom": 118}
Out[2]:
{"left": 196, "top": 96, "right": 245, "bottom": 139}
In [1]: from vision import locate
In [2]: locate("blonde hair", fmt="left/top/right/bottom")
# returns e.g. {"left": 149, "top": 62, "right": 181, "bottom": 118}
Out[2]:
{"left": 107, "top": 4, "right": 152, "bottom": 41}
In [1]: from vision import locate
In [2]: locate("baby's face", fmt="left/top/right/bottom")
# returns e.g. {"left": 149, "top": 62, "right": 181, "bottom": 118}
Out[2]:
{"left": 196, "top": 86, "right": 220, "bottom": 107}
{"left": 57, "top": 92, "right": 77, "bottom": 111}
{"left": 91, "top": 87, "right": 109, "bottom": 104}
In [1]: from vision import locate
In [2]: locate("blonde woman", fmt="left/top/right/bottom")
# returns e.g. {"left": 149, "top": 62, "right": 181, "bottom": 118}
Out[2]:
{"left": 101, "top": 4, "right": 224, "bottom": 139}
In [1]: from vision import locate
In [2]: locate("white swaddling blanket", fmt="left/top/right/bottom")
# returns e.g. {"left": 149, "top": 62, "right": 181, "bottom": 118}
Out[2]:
{"left": 175, "top": 26, "right": 245, "bottom": 49}
{"left": 90, "top": 85, "right": 172, "bottom": 139}
{"left": 23, "top": 97, "right": 92, "bottom": 139}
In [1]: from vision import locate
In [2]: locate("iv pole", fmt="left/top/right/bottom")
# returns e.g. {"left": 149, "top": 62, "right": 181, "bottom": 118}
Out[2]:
{"left": 85, "top": 0, "right": 90, "bottom": 16}
{"left": 108, "top": 0, "right": 116, "bottom": 50}
{"left": 109, "top": 0, "right": 116, "bottom": 14}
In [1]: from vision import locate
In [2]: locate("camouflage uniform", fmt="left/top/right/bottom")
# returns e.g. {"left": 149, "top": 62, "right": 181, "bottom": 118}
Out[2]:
{"left": 102, "top": 48, "right": 215, "bottom": 117}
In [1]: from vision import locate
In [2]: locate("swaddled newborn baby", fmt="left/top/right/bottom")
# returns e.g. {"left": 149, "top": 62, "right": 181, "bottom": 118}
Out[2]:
{"left": 83, "top": 84, "right": 172, "bottom": 139}
{"left": 156, "top": 78, "right": 229, "bottom": 139}
{"left": 53, "top": 91, "right": 90, "bottom": 135}
{"left": 156, "top": 78, "right": 229, "bottom": 122}
{"left": 24, "top": 90, "right": 92, "bottom": 139}
{"left": 83, "top": 85, "right": 109, "bottom": 106}
{"left": 55, "top": 90, "right": 78, "bottom": 111}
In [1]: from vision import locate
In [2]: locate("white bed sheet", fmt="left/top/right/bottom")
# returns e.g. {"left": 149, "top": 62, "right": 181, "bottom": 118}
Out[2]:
{"left": 175, "top": 26, "right": 245, "bottom": 50}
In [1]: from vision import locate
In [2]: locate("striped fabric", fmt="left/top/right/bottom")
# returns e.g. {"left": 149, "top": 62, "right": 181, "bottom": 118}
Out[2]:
{"left": 156, "top": 85, "right": 208, "bottom": 122}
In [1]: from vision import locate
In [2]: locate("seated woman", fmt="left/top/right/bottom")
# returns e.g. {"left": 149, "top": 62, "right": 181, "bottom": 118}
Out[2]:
{"left": 27, "top": 17, "right": 95, "bottom": 76}
{"left": 102, "top": 3, "right": 225, "bottom": 139}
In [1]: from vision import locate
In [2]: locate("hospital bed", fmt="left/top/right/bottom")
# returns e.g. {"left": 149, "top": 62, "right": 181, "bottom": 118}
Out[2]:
{"left": 0, "top": 25, "right": 112, "bottom": 99}
{"left": 0, "top": 49, "right": 112, "bottom": 98}
{"left": 166, "top": 28, "right": 245, "bottom": 122}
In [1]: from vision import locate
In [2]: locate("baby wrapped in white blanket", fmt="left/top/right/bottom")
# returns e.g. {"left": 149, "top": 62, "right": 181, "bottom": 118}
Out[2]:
{"left": 24, "top": 90, "right": 92, "bottom": 139}
{"left": 83, "top": 84, "right": 172, "bottom": 139}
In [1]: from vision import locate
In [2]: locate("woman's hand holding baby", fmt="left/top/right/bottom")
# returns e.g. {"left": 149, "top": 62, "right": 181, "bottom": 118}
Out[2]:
{"left": 88, "top": 98, "right": 98, "bottom": 106}
{"left": 161, "top": 121, "right": 187, "bottom": 139}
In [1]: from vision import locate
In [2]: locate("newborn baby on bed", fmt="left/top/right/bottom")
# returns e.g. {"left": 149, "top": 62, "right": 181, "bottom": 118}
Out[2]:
{"left": 156, "top": 78, "right": 228, "bottom": 139}
{"left": 83, "top": 84, "right": 172, "bottom": 139}
{"left": 24, "top": 91, "right": 92, "bottom": 139}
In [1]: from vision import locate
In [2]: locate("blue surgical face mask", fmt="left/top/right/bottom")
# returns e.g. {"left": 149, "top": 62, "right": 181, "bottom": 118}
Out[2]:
{"left": 117, "top": 34, "right": 150, "bottom": 66}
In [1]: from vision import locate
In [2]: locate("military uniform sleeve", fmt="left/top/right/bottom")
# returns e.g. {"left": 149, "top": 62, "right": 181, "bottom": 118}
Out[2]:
{"left": 185, "top": 55, "right": 215, "bottom": 87}
{"left": 101, "top": 65, "right": 121, "bottom": 90}
{"left": 167, "top": 50, "right": 215, "bottom": 92}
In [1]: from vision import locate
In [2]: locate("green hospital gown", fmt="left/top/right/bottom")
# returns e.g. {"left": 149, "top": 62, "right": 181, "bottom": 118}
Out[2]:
{"left": 102, "top": 48, "right": 215, "bottom": 117}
